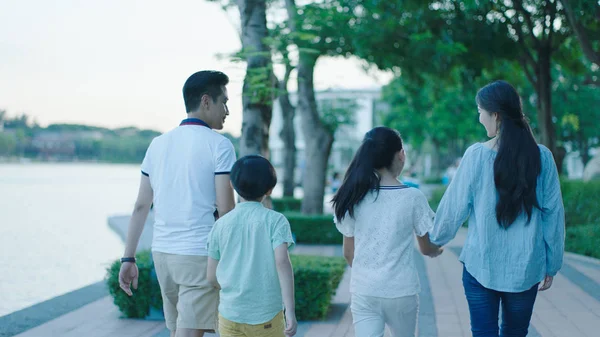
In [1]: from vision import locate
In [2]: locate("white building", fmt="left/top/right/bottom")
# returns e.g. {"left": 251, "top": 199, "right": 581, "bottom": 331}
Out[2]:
{"left": 269, "top": 88, "right": 386, "bottom": 184}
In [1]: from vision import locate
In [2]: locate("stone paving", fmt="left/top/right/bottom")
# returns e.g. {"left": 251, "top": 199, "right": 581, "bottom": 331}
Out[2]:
{"left": 9, "top": 219, "right": 600, "bottom": 337}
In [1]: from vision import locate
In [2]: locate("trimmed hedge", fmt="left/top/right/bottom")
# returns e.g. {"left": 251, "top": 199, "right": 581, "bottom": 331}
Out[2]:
{"left": 291, "top": 255, "right": 347, "bottom": 320}
{"left": 560, "top": 179, "right": 600, "bottom": 227}
{"left": 284, "top": 212, "right": 343, "bottom": 244}
{"left": 272, "top": 197, "right": 302, "bottom": 212}
{"left": 106, "top": 252, "right": 347, "bottom": 321}
{"left": 565, "top": 224, "right": 600, "bottom": 259}
{"left": 106, "top": 251, "right": 162, "bottom": 318}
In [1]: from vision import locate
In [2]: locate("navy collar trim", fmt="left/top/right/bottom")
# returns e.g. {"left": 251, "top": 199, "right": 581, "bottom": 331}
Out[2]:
{"left": 379, "top": 185, "right": 409, "bottom": 190}
{"left": 180, "top": 118, "right": 211, "bottom": 129}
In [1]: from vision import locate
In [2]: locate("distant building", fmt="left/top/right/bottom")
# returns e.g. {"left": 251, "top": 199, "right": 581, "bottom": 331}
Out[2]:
{"left": 269, "top": 88, "right": 387, "bottom": 183}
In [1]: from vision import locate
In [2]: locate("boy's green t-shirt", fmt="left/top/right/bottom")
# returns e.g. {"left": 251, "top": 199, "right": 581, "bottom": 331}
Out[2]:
{"left": 207, "top": 201, "right": 295, "bottom": 324}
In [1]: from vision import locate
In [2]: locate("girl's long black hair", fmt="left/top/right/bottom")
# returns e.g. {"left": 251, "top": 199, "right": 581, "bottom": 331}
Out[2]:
{"left": 332, "top": 127, "right": 403, "bottom": 222}
{"left": 476, "top": 80, "right": 542, "bottom": 228}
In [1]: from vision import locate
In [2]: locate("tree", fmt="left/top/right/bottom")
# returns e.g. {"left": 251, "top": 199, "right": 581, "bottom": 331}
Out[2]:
{"left": 237, "top": 0, "right": 276, "bottom": 158}
{"left": 381, "top": 67, "right": 485, "bottom": 175}
{"left": 348, "top": 0, "right": 589, "bottom": 171}
{"left": 560, "top": 0, "right": 600, "bottom": 66}
{"left": 553, "top": 66, "right": 600, "bottom": 166}
{"left": 0, "top": 133, "right": 16, "bottom": 156}
{"left": 268, "top": 22, "right": 297, "bottom": 197}
{"left": 278, "top": 56, "right": 297, "bottom": 197}
{"left": 284, "top": 0, "right": 355, "bottom": 214}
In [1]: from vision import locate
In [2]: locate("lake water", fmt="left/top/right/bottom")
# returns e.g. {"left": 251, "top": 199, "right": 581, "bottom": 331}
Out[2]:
{"left": 0, "top": 163, "right": 141, "bottom": 317}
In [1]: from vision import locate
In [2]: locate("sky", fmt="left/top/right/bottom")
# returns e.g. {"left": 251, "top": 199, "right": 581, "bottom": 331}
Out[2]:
{"left": 0, "top": 0, "right": 392, "bottom": 136}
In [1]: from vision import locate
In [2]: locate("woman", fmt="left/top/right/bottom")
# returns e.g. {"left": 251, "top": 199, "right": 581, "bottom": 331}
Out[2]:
{"left": 430, "top": 80, "right": 565, "bottom": 337}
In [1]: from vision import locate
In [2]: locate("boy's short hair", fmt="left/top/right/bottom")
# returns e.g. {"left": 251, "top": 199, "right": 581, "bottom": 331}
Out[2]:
{"left": 230, "top": 155, "right": 277, "bottom": 201}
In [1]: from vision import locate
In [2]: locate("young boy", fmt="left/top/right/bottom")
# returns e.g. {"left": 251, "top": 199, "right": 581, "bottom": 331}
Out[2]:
{"left": 207, "top": 155, "right": 297, "bottom": 337}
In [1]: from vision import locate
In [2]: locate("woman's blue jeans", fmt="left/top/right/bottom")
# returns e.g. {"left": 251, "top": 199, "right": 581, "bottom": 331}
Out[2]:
{"left": 462, "top": 266, "right": 538, "bottom": 337}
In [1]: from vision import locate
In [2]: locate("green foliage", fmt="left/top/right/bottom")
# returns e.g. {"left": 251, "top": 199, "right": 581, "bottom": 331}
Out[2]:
{"left": 319, "top": 98, "right": 357, "bottom": 135}
{"left": 565, "top": 224, "right": 600, "bottom": 259}
{"left": 428, "top": 186, "right": 447, "bottom": 212}
{"left": 106, "top": 251, "right": 346, "bottom": 321}
{"left": 0, "top": 113, "right": 237, "bottom": 163}
{"left": 561, "top": 179, "right": 600, "bottom": 227}
{"left": 284, "top": 212, "right": 342, "bottom": 244}
{"left": 106, "top": 251, "right": 162, "bottom": 318}
{"left": 291, "top": 254, "right": 347, "bottom": 320}
{"left": 0, "top": 132, "right": 17, "bottom": 155}
{"left": 272, "top": 197, "right": 303, "bottom": 212}
{"left": 381, "top": 67, "right": 485, "bottom": 165}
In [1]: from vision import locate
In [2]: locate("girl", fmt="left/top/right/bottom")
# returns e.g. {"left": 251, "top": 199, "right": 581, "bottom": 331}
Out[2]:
{"left": 429, "top": 80, "right": 565, "bottom": 337}
{"left": 332, "top": 127, "right": 442, "bottom": 337}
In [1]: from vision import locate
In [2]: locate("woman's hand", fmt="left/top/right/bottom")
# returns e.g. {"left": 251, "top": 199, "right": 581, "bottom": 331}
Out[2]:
{"left": 539, "top": 275, "right": 554, "bottom": 291}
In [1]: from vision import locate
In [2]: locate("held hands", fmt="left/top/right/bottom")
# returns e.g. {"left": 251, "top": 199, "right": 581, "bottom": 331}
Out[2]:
{"left": 539, "top": 275, "right": 553, "bottom": 291}
{"left": 428, "top": 246, "right": 444, "bottom": 258}
{"left": 118, "top": 262, "right": 139, "bottom": 296}
{"left": 284, "top": 310, "right": 298, "bottom": 337}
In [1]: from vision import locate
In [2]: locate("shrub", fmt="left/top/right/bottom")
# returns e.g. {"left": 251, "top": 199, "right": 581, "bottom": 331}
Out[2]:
{"left": 284, "top": 212, "right": 342, "bottom": 244}
{"left": 272, "top": 197, "right": 302, "bottom": 212}
{"left": 106, "top": 251, "right": 347, "bottom": 321}
{"left": 565, "top": 224, "right": 600, "bottom": 259}
{"left": 291, "top": 255, "right": 347, "bottom": 320}
{"left": 560, "top": 179, "right": 600, "bottom": 227}
{"left": 106, "top": 251, "right": 163, "bottom": 318}
{"left": 429, "top": 186, "right": 447, "bottom": 211}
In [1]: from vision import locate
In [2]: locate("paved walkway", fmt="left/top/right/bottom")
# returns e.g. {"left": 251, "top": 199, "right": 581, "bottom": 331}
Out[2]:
{"left": 10, "top": 222, "right": 600, "bottom": 336}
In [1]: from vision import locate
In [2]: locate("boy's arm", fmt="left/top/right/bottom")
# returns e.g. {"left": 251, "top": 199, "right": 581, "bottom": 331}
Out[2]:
{"left": 275, "top": 244, "right": 297, "bottom": 336}
{"left": 207, "top": 257, "right": 221, "bottom": 290}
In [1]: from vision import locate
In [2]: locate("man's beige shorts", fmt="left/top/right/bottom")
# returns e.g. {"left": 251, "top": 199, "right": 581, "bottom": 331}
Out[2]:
{"left": 153, "top": 252, "right": 218, "bottom": 331}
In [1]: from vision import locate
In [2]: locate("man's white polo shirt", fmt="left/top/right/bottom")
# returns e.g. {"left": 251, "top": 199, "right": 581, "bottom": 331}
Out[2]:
{"left": 141, "top": 118, "right": 236, "bottom": 256}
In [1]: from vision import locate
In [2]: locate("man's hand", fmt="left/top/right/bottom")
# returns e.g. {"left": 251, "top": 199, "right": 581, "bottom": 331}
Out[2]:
{"left": 539, "top": 275, "right": 553, "bottom": 291}
{"left": 119, "top": 262, "right": 139, "bottom": 296}
{"left": 284, "top": 311, "right": 298, "bottom": 337}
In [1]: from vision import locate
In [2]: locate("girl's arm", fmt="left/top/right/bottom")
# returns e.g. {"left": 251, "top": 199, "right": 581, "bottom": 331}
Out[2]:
{"left": 416, "top": 233, "right": 443, "bottom": 257}
{"left": 343, "top": 236, "right": 355, "bottom": 267}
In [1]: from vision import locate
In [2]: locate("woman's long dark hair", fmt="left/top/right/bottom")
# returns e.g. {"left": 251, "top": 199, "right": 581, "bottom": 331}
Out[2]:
{"left": 476, "top": 80, "right": 541, "bottom": 228}
{"left": 332, "top": 127, "right": 403, "bottom": 222}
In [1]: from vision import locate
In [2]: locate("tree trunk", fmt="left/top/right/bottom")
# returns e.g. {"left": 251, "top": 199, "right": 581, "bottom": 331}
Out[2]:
{"left": 279, "top": 65, "right": 296, "bottom": 197}
{"left": 297, "top": 54, "right": 334, "bottom": 214}
{"left": 237, "top": 0, "right": 273, "bottom": 158}
{"left": 536, "top": 48, "right": 562, "bottom": 172}
{"left": 560, "top": 0, "right": 600, "bottom": 66}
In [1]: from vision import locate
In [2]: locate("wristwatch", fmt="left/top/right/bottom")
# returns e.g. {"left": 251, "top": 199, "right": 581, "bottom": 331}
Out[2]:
{"left": 121, "top": 257, "right": 136, "bottom": 263}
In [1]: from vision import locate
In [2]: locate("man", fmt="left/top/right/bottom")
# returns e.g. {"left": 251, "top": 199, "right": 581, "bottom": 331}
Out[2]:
{"left": 119, "top": 70, "right": 236, "bottom": 337}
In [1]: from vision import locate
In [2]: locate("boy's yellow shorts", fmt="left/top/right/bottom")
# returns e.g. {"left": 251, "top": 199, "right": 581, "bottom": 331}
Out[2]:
{"left": 218, "top": 311, "right": 285, "bottom": 337}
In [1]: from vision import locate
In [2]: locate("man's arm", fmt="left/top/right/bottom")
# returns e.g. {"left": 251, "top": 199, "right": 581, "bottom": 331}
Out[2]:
{"left": 207, "top": 257, "right": 221, "bottom": 289}
{"left": 119, "top": 174, "right": 153, "bottom": 296}
{"left": 123, "top": 175, "right": 154, "bottom": 257}
{"left": 215, "top": 174, "right": 235, "bottom": 217}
